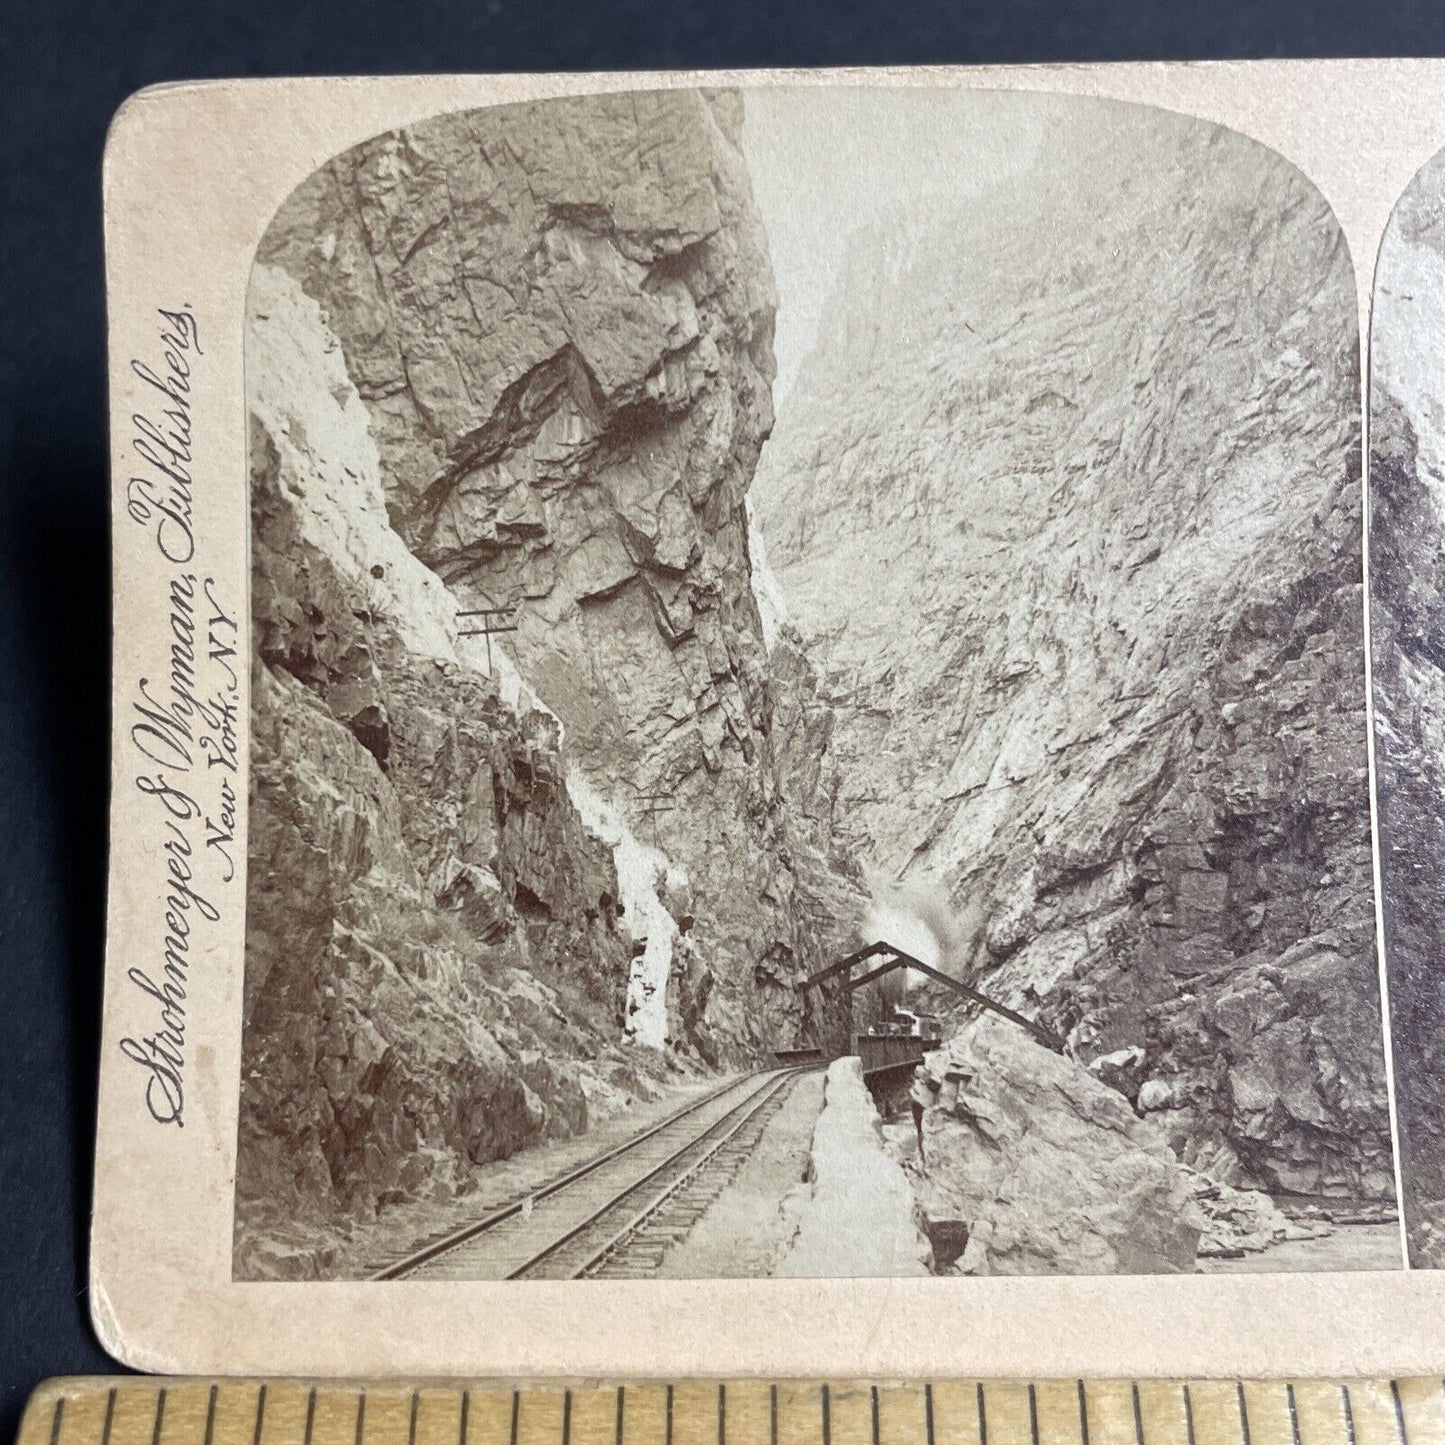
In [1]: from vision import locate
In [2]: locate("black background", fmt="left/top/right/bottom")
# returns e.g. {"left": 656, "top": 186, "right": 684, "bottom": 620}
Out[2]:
{"left": 5, "top": 0, "right": 1445, "bottom": 1434}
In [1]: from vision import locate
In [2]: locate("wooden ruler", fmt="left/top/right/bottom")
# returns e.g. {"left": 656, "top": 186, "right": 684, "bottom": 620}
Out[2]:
{"left": 15, "top": 1379, "right": 1445, "bottom": 1445}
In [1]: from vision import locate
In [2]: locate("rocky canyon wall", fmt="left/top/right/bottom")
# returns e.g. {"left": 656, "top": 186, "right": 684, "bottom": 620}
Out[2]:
{"left": 1370, "top": 151, "right": 1445, "bottom": 1263}
{"left": 239, "top": 264, "right": 652, "bottom": 1277}
{"left": 752, "top": 102, "right": 1391, "bottom": 1200}
{"left": 254, "top": 90, "right": 860, "bottom": 1064}
{"left": 238, "top": 91, "right": 858, "bottom": 1275}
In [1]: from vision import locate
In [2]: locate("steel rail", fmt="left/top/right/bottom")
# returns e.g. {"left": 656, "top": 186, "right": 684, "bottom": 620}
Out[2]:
{"left": 510, "top": 1067, "right": 810, "bottom": 1280}
{"left": 371, "top": 1067, "right": 784, "bottom": 1280}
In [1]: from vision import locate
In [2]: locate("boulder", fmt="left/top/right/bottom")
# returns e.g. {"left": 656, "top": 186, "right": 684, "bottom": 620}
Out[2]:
{"left": 913, "top": 1017, "right": 1202, "bottom": 1275}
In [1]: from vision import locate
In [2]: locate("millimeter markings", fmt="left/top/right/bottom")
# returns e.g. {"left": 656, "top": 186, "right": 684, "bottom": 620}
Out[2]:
{"left": 19, "top": 1380, "right": 1445, "bottom": 1445}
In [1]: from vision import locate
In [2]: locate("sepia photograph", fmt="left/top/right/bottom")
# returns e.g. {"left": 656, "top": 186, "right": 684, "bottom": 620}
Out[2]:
{"left": 234, "top": 84, "right": 1399, "bottom": 1282}
{"left": 1370, "top": 146, "right": 1445, "bottom": 1270}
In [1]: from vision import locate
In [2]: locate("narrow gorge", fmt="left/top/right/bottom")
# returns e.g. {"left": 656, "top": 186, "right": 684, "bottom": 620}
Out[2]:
{"left": 752, "top": 101, "right": 1391, "bottom": 1213}
{"left": 237, "top": 91, "right": 863, "bottom": 1277}
{"left": 236, "top": 87, "right": 1396, "bottom": 1279}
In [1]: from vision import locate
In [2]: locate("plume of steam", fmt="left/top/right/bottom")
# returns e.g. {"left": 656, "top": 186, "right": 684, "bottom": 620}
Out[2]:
{"left": 861, "top": 877, "right": 961, "bottom": 972}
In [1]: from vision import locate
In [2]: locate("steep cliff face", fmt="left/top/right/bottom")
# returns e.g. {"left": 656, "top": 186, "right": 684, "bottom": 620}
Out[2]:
{"left": 239, "top": 93, "right": 861, "bottom": 1274}
{"left": 239, "top": 265, "right": 664, "bottom": 1277}
{"left": 1370, "top": 154, "right": 1445, "bottom": 1263}
{"left": 256, "top": 90, "right": 857, "bottom": 1066}
{"left": 753, "top": 106, "right": 1390, "bottom": 1198}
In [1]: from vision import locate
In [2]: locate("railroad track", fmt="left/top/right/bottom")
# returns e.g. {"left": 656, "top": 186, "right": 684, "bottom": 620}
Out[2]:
{"left": 372, "top": 1066, "right": 815, "bottom": 1282}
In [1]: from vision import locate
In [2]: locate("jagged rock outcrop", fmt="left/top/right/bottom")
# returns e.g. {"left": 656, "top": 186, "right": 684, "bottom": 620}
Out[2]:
{"left": 1189, "top": 1172, "right": 1291, "bottom": 1259}
{"left": 239, "top": 92, "right": 864, "bottom": 1275}
{"left": 238, "top": 264, "right": 666, "bottom": 1277}
{"left": 911, "top": 1018, "right": 1203, "bottom": 1275}
{"left": 256, "top": 90, "right": 859, "bottom": 1064}
{"left": 753, "top": 101, "right": 1391, "bottom": 1199}
{"left": 1369, "top": 150, "right": 1445, "bottom": 1265}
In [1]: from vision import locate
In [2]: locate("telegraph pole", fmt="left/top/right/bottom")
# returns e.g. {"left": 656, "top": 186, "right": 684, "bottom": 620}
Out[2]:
{"left": 635, "top": 791, "right": 677, "bottom": 844}
{"left": 456, "top": 606, "right": 519, "bottom": 672}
